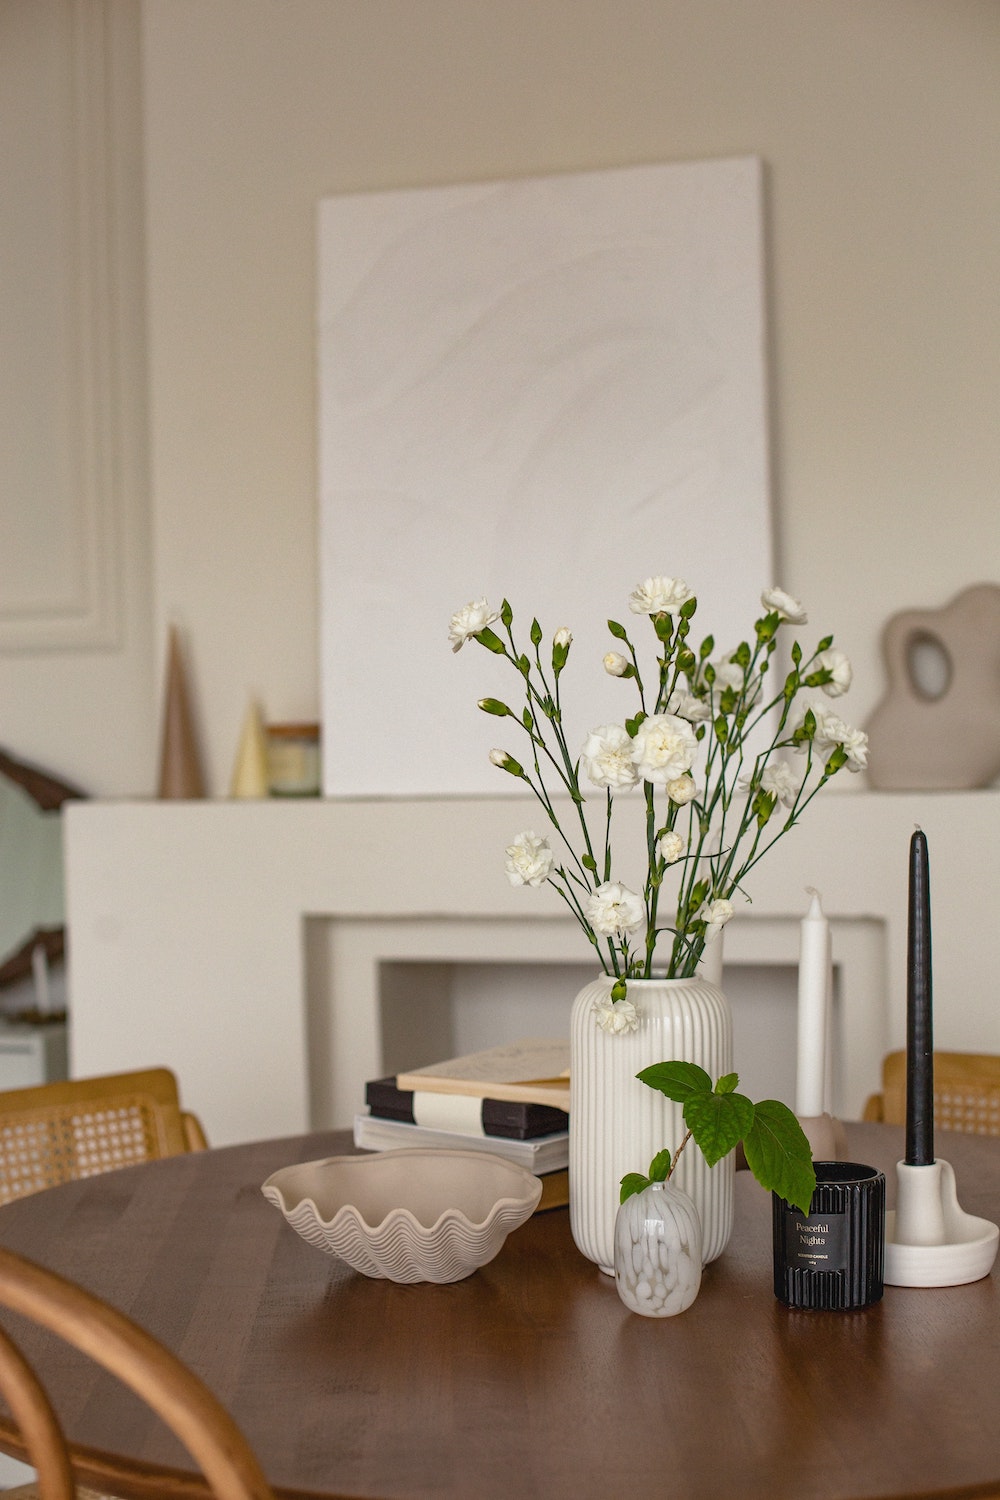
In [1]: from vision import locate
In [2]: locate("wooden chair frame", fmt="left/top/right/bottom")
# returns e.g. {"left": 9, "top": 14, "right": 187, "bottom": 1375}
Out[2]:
{"left": 0, "top": 1245, "right": 273, "bottom": 1499}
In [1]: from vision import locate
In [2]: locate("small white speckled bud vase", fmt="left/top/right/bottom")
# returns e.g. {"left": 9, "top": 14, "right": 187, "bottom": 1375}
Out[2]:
{"left": 613, "top": 1180, "right": 703, "bottom": 1317}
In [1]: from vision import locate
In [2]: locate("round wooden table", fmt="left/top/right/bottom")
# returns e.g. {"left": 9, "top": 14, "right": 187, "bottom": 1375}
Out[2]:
{"left": 0, "top": 1121, "right": 999, "bottom": 1500}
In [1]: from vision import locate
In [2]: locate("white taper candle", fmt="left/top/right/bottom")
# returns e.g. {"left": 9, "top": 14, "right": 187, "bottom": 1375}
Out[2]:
{"left": 796, "top": 887, "right": 831, "bottom": 1117}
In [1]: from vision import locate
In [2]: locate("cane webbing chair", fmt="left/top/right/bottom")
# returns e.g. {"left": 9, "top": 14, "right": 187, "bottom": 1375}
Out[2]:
{"left": 0, "top": 1069, "right": 207, "bottom": 1206}
{"left": 863, "top": 1050, "right": 1000, "bottom": 1137}
{"left": 0, "top": 1245, "right": 274, "bottom": 1499}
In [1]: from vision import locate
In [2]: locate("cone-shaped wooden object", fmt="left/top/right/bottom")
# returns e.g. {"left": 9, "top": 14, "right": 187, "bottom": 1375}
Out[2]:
{"left": 157, "top": 627, "right": 206, "bottom": 799}
{"left": 229, "top": 700, "right": 269, "bottom": 798}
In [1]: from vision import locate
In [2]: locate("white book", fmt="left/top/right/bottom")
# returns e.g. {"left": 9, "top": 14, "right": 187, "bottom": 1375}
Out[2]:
{"left": 352, "top": 1112, "right": 569, "bottom": 1174}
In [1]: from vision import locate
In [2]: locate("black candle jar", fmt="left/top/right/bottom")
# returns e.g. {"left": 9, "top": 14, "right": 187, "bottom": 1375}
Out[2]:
{"left": 773, "top": 1161, "right": 885, "bottom": 1310}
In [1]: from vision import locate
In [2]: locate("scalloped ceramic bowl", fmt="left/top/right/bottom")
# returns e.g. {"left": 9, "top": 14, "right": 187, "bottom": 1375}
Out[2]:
{"left": 261, "top": 1148, "right": 543, "bottom": 1283}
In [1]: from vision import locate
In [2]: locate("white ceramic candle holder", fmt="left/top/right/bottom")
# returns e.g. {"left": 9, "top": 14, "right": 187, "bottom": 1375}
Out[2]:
{"left": 884, "top": 1159, "right": 1000, "bottom": 1287}
{"left": 796, "top": 1112, "right": 849, "bottom": 1163}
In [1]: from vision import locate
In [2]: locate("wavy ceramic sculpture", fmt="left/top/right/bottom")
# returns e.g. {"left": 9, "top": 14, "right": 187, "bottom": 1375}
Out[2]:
{"left": 262, "top": 1148, "right": 542, "bottom": 1283}
{"left": 865, "top": 584, "right": 1000, "bottom": 789}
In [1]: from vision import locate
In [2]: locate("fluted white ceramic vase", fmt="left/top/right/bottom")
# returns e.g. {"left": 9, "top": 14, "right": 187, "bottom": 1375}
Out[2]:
{"left": 569, "top": 974, "right": 733, "bottom": 1274}
{"left": 614, "top": 1180, "right": 703, "bottom": 1317}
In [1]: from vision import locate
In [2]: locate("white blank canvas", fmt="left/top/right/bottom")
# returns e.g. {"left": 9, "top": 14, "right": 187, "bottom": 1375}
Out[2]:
{"left": 318, "top": 157, "right": 773, "bottom": 796}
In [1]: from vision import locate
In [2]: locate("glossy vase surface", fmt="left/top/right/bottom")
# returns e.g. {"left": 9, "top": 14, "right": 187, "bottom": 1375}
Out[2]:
{"left": 569, "top": 974, "right": 733, "bottom": 1274}
{"left": 614, "top": 1180, "right": 703, "bottom": 1316}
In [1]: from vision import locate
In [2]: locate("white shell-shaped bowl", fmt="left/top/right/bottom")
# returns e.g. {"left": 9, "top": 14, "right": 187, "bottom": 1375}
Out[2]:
{"left": 261, "top": 1148, "right": 543, "bottom": 1283}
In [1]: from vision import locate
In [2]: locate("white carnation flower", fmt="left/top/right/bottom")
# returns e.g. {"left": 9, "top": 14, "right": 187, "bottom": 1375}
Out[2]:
{"left": 630, "top": 714, "right": 698, "bottom": 785}
{"left": 761, "top": 587, "right": 808, "bottom": 624}
{"left": 710, "top": 654, "right": 745, "bottom": 690}
{"left": 603, "top": 651, "right": 629, "bottom": 677}
{"left": 814, "top": 709, "right": 868, "bottom": 771}
{"left": 554, "top": 628, "right": 573, "bottom": 648}
{"left": 593, "top": 996, "right": 640, "bottom": 1034}
{"left": 580, "top": 724, "right": 639, "bottom": 791}
{"left": 585, "top": 882, "right": 645, "bottom": 937}
{"left": 504, "top": 831, "right": 554, "bottom": 888}
{"left": 449, "top": 598, "right": 500, "bottom": 652}
{"left": 739, "top": 759, "right": 800, "bottom": 808}
{"left": 700, "top": 898, "right": 733, "bottom": 943}
{"left": 665, "top": 689, "right": 712, "bottom": 723}
{"left": 817, "top": 648, "right": 853, "bottom": 698}
{"left": 628, "top": 576, "right": 693, "bottom": 616}
{"left": 797, "top": 705, "right": 869, "bottom": 772}
{"left": 761, "top": 760, "right": 800, "bottom": 807}
{"left": 658, "top": 830, "right": 686, "bottom": 864}
{"left": 665, "top": 775, "right": 698, "bottom": 806}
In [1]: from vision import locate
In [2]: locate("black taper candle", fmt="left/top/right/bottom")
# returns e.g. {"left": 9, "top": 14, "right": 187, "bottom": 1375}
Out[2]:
{"left": 905, "top": 828, "right": 934, "bottom": 1166}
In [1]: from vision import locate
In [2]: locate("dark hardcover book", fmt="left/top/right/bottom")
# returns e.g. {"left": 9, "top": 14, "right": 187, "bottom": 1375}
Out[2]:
{"left": 365, "top": 1076, "right": 569, "bottom": 1141}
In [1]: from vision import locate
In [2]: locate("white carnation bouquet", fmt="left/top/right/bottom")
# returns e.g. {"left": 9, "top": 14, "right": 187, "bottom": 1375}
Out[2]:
{"left": 450, "top": 577, "right": 866, "bottom": 1005}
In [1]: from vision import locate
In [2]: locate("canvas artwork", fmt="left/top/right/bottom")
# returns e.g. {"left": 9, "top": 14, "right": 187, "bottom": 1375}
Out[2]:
{"left": 318, "top": 156, "right": 773, "bottom": 796}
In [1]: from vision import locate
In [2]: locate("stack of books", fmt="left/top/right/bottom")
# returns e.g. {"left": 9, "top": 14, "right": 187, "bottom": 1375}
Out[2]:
{"left": 354, "top": 1038, "right": 570, "bottom": 1210}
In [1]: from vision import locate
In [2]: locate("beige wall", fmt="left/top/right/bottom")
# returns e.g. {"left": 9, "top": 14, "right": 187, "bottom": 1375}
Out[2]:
{"left": 3, "top": 0, "right": 998, "bottom": 796}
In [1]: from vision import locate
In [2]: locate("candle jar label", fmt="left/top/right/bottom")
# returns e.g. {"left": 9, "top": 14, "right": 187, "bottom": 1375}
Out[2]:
{"left": 783, "top": 1210, "right": 848, "bottom": 1270}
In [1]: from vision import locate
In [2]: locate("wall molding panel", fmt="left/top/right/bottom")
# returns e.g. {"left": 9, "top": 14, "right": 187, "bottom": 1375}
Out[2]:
{"left": 0, "top": 0, "right": 124, "bottom": 653}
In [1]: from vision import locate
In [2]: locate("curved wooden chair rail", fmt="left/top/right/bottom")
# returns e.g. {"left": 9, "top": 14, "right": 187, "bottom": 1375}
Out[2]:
{"left": 0, "top": 1245, "right": 274, "bottom": 1500}
{"left": 0, "top": 1068, "right": 208, "bottom": 1206}
{"left": 863, "top": 1049, "right": 1000, "bottom": 1137}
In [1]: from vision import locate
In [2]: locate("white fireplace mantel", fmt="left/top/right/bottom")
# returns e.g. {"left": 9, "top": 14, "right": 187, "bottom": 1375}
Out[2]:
{"left": 64, "top": 791, "right": 1000, "bottom": 1146}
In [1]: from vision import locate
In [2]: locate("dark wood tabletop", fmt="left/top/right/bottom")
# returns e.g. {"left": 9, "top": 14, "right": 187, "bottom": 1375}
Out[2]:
{"left": 0, "top": 1121, "right": 999, "bottom": 1500}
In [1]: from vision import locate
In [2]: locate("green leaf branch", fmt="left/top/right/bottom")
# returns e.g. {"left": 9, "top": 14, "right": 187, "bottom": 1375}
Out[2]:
{"left": 620, "top": 1061, "right": 817, "bottom": 1217}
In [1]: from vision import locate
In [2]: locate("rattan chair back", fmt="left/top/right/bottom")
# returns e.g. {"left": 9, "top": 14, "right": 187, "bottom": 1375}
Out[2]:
{"left": 863, "top": 1050, "right": 1000, "bottom": 1137}
{"left": 0, "top": 1068, "right": 207, "bottom": 1205}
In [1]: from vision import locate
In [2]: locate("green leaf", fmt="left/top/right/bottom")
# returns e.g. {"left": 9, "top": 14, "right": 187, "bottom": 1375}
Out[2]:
{"left": 636, "top": 1059, "right": 712, "bottom": 1105}
{"left": 607, "top": 618, "right": 628, "bottom": 640}
{"left": 619, "top": 1173, "right": 649, "bottom": 1205}
{"left": 683, "top": 1089, "right": 754, "bottom": 1168}
{"left": 743, "top": 1099, "right": 816, "bottom": 1216}
{"left": 715, "top": 1072, "right": 739, "bottom": 1095}
{"left": 648, "top": 1148, "right": 672, "bottom": 1182}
